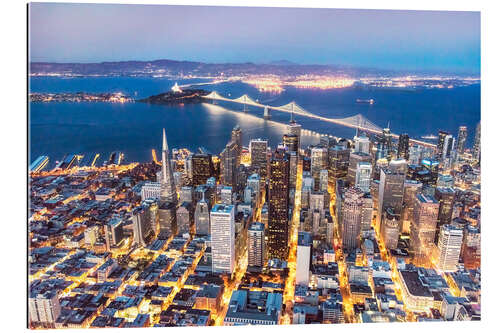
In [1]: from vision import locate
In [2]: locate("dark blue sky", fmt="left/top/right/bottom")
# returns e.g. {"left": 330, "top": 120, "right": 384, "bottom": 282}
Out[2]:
{"left": 29, "top": 3, "right": 480, "bottom": 74}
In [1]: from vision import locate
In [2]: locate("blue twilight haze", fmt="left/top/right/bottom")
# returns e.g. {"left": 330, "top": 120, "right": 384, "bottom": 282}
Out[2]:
{"left": 29, "top": 3, "right": 480, "bottom": 74}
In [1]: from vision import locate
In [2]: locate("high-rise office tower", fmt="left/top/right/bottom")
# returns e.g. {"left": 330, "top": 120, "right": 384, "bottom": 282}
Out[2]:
{"left": 158, "top": 201, "right": 176, "bottom": 236}
{"left": 231, "top": 125, "right": 242, "bottom": 166}
{"left": 376, "top": 127, "right": 393, "bottom": 160}
{"left": 410, "top": 194, "right": 439, "bottom": 264}
{"left": 248, "top": 222, "right": 266, "bottom": 270}
{"left": 473, "top": 122, "right": 480, "bottom": 161}
{"left": 462, "top": 225, "right": 481, "bottom": 269}
{"left": 381, "top": 207, "right": 400, "bottom": 250}
{"left": 268, "top": 149, "right": 290, "bottom": 260}
{"left": 434, "top": 187, "right": 456, "bottom": 243}
{"left": 441, "top": 134, "right": 455, "bottom": 163}
{"left": 179, "top": 186, "right": 193, "bottom": 203}
{"left": 437, "top": 224, "right": 463, "bottom": 272}
{"left": 288, "top": 151, "right": 299, "bottom": 190}
{"left": 301, "top": 171, "right": 314, "bottom": 209}
{"left": 355, "top": 161, "right": 372, "bottom": 193}
{"left": 311, "top": 147, "right": 328, "bottom": 190}
{"left": 160, "top": 129, "right": 177, "bottom": 203}
{"left": 176, "top": 202, "right": 193, "bottom": 235}
{"left": 288, "top": 120, "right": 302, "bottom": 150}
{"left": 221, "top": 140, "right": 239, "bottom": 188}
{"left": 328, "top": 146, "right": 350, "bottom": 182}
{"left": 221, "top": 186, "right": 233, "bottom": 205}
{"left": 247, "top": 173, "right": 261, "bottom": 200}
{"left": 360, "top": 193, "right": 373, "bottom": 232}
{"left": 354, "top": 133, "right": 370, "bottom": 154}
{"left": 408, "top": 145, "right": 423, "bottom": 165}
{"left": 132, "top": 199, "right": 158, "bottom": 247}
{"left": 104, "top": 217, "right": 124, "bottom": 251}
{"left": 283, "top": 134, "right": 299, "bottom": 153}
{"left": 402, "top": 180, "right": 422, "bottom": 234}
{"left": 211, "top": 204, "right": 235, "bottom": 274}
{"left": 457, "top": 126, "right": 468, "bottom": 154}
{"left": 185, "top": 153, "right": 193, "bottom": 179}
{"left": 309, "top": 191, "right": 326, "bottom": 212}
{"left": 397, "top": 133, "right": 410, "bottom": 161}
{"left": 347, "top": 152, "right": 371, "bottom": 187}
{"left": 296, "top": 231, "right": 312, "bottom": 286}
{"left": 437, "top": 130, "right": 450, "bottom": 160}
{"left": 194, "top": 199, "right": 210, "bottom": 236}
{"left": 250, "top": 139, "right": 269, "bottom": 181}
{"left": 141, "top": 182, "right": 162, "bottom": 201}
{"left": 341, "top": 187, "right": 364, "bottom": 251}
{"left": 377, "top": 168, "right": 405, "bottom": 234}
{"left": 319, "top": 169, "right": 329, "bottom": 192}
{"left": 192, "top": 153, "right": 215, "bottom": 187}
{"left": 320, "top": 135, "right": 336, "bottom": 149}
{"left": 388, "top": 158, "right": 407, "bottom": 175}
{"left": 373, "top": 158, "right": 388, "bottom": 181}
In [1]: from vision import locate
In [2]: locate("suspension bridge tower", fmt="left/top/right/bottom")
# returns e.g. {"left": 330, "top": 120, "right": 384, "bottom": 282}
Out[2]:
{"left": 263, "top": 106, "right": 271, "bottom": 119}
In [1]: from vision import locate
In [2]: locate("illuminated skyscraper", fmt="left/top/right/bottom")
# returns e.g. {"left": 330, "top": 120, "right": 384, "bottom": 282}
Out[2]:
{"left": 397, "top": 133, "right": 410, "bottom": 160}
{"left": 347, "top": 152, "right": 371, "bottom": 187}
{"left": 319, "top": 169, "right": 329, "bottom": 192}
{"left": 437, "top": 130, "right": 449, "bottom": 160}
{"left": 104, "top": 217, "right": 124, "bottom": 251}
{"left": 341, "top": 187, "right": 364, "bottom": 251}
{"left": 288, "top": 120, "right": 302, "bottom": 150}
{"left": 283, "top": 133, "right": 299, "bottom": 153}
{"left": 381, "top": 207, "right": 400, "bottom": 250}
{"left": 437, "top": 224, "right": 463, "bottom": 272}
{"left": 160, "top": 129, "right": 177, "bottom": 203}
{"left": 434, "top": 187, "right": 456, "bottom": 243}
{"left": 176, "top": 202, "right": 193, "bottom": 235}
{"left": 267, "top": 149, "right": 290, "bottom": 260}
{"left": 231, "top": 125, "right": 242, "bottom": 166}
{"left": 311, "top": 147, "right": 328, "bottom": 190}
{"left": 473, "top": 122, "right": 480, "bottom": 161}
{"left": 377, "top": 168, "right": 405, "bottom": 234}
{"left": 248, "top": 222, "right": 266, "bottom": 270}
{"left": 296, "top": 231, "right": 312, "bottom": 286}
{"left": 192, "top": 153, "right": 215, "bottom": 186}
{"left": 328, "top": 146, "right": 350, "bottom": 182}
{"left": 360, "top": 193, "right": 373, "bottom": 233}
{"left": 221, "top": 140, "right": 239, "bottom": 188}
{"left": 250, "top": 139, "right": 268, "bottom": 181}
{"left": 194, "top": 199, "right": 210, "bottom": 236}
{"left": 457, "top": 126, "right": 468, "bottom": 154}
{"left": 402, "top": 180, "right": 422, "bottom": 234}
{"left": 462, "top": 225, "right": 481, "bottom": 269}
{"left": 355, "top": 162, "right": 372, "bottom": 193}
{"left": 410, "top": 194, "right": 439, "bottom": 264}
{"left": 354, "top": 133, "right": 370, "bottom": 154}
{"left": 158, "top": 201, "right": 176, "bottom": 236}
{"left": 211, "top": 204, "right": 235, "bottom": 274}
{"left": 288, "top": 151, "right": 299, "bottom": 190}
{"left": 132, "top": 199, "right": 158, "bottom": 247}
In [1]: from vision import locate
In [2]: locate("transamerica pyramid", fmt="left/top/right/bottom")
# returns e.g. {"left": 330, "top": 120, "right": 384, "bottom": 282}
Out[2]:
{"left": 161, "top": 128, "right": 177, "bottom": 204}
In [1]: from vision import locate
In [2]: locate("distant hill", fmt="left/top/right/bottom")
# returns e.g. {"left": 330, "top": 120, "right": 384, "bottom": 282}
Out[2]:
{"left": 29, "top": 58, "right": 470, "bottom": 77}
{"left": 29, "top": 58, "right": 384, "bottom": 77}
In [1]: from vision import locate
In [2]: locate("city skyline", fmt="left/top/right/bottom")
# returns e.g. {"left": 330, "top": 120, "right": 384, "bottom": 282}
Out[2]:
{"left": 28, "top": 3, "right": 481, "bottom": 329}
{"left": 29, "top": 3, "right": 480, "bottom": 74}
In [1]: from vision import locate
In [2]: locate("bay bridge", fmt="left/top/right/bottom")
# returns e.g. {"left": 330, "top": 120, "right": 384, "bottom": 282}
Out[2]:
{"left": 201, "top": 91, "right": 436, "bottom": 148}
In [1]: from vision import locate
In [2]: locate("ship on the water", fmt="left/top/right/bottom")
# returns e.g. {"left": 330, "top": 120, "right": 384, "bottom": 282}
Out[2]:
{"left": 356, "top": 98, "right": 375, "bottom": 105}
{"left": 421, "top": 134, "right": 438, "bottom": 140}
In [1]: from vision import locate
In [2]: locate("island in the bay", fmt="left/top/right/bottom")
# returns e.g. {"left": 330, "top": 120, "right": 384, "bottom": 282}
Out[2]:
{"left": 137, "top": 84, "right": 210, "bottom": 105}
{"left": 28, "top": 83, "right": 211, "bottom": 105}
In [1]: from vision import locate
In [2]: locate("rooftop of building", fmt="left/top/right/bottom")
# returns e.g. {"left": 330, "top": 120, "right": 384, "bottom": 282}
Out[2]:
{"left": 399, "top": 270, "right": 433, "bottom": 298}
{"left": 211, "top": 204, "right": 234, "bottom": 213}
